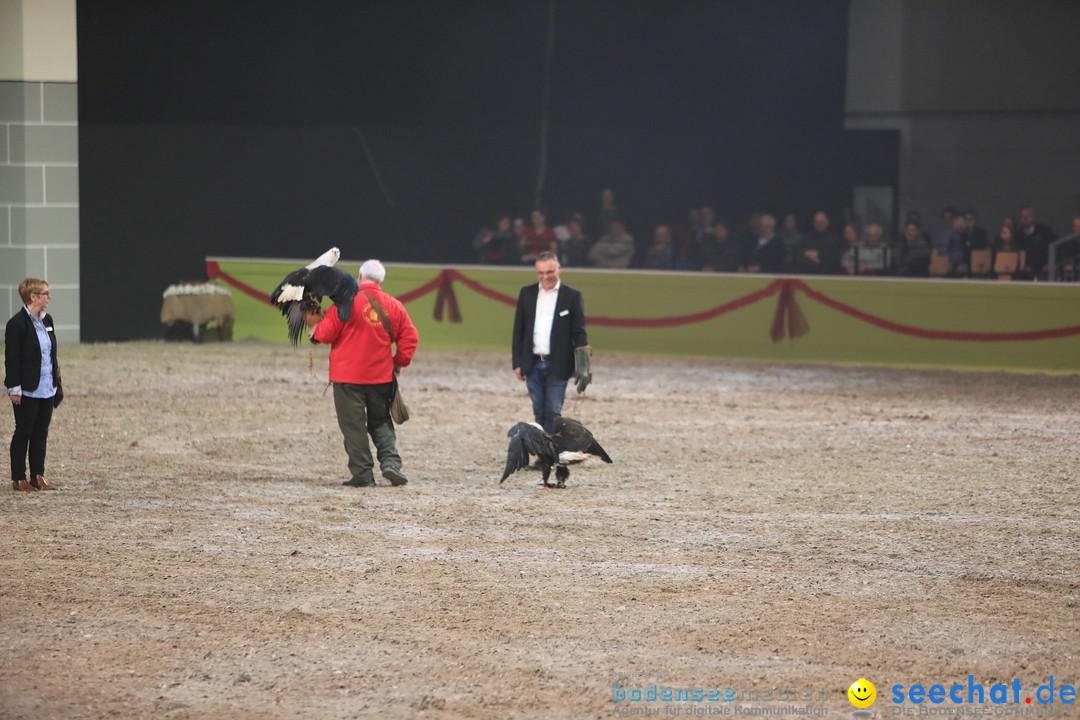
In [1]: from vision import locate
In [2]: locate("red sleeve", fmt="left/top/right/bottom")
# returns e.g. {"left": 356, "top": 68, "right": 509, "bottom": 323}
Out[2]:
{"left": 389, "top": 298, "right": 419, "bottom": 368}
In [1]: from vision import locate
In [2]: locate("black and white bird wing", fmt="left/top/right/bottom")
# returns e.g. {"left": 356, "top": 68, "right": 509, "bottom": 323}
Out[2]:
{"left": 553, "top": 417, "right": 613, "bottom": 464}
{"left": 270, "top": 254, "right": 357, "bottom": 346}
{"left": 301, "top": 264, "right": 359, "bottom": 319}
{"left": 500, "top": 422, "right": 558, "bottom": 483}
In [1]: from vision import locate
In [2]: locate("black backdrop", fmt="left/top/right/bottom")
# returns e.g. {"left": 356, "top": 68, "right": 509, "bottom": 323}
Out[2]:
{"left": 78, "top": 0, "right": 857, "bottom": 341}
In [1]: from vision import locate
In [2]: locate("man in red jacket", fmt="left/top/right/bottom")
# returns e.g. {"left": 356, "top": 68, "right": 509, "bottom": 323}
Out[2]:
{"left": 304, "top": 259, "right": 419, "bottom": 487}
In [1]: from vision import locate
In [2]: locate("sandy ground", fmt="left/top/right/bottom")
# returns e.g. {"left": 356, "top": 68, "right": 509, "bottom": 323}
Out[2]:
{"left": 1, "top": 341, "right": 1078, "bottom": 720}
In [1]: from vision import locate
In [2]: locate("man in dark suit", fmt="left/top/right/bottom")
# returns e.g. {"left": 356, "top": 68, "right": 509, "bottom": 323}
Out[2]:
{"left": 744, "top": 213, "right": 788, "bottom": 274}
{"left": 512, "top": 251, "right": 589, "bottom": 433}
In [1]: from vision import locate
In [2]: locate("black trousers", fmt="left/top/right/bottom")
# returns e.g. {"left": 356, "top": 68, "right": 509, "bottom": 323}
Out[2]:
{"left": 10, "top": 395, "right": 53, "bottom": 481}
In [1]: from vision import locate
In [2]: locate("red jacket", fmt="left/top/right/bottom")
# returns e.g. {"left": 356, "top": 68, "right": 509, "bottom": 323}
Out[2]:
{"left": 311, "top": 282, "right": 419, "bottom": 384}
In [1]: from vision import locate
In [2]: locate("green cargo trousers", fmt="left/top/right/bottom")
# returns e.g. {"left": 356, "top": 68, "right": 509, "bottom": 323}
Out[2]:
{"left": 333, "top": 381, "right": 401, "bottom": 484}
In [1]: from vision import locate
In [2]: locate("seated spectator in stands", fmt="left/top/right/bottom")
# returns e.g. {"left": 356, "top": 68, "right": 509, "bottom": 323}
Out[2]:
{"left": 839, "top": 222, "right": 861, "bottom": 274}
{"left": 512, "top": 216, "right": 526, "bottom": 253}
{"left": 992, "top": 222, "right": 1020, "bottom": 253}
{"left": 896, "top": 221, "right": 931, "bottom": 276}
{"left": 473, "top": 225, "right": 495, "bottom": 263}
{"left": 990, "top": 222, "right": 1025, "bottom": 278}
{"left": 561, "top": 214, "right": 591, "bottom": 267}
{"left": 598, "top": 187, "right": 622, "bottom": 238}
{"left": 848, "top": 224, "right": 891, "bottom": 275}
{"left": 735, "top": 213, "right": 763, "bottom": 262}
{"left": 476, "top": 216, "right": 520, "bottom": 264}
{"left": 904, "top": 209, "right": 935, "bottom": 249}
{"left": 589, "top": 219, "right": 636, "bottom": 269}
{"left": 779, "top": 212, "right": 802, "bottom": 266}
{"left": 931, "top": 208, "right": 965, "bottom": 272}
{"left": 701, "top": 220, "right": 744, "bottom": 272}
{"left": 520, "top": 208, "right": 558, "bottom": 264}
{"left": 674, "top": 208, "right": 704, "bottom": 270}
{"left": 1016, "top": 206, "right": 1057, "bottom": 280}
{"left": 961, "top": 209, "right": 989, "bottom": 266}
{"left": 793, "top": 210, "right": 842, "bottom": 274}
{"left": 1058, "top": 215, "right": 1080, "bottom": 279}
{"left": 744, "top": 214, "right": 787, "bottom": 274}
{"left": 642, "top": 225, "right": 675, "bottom": 270}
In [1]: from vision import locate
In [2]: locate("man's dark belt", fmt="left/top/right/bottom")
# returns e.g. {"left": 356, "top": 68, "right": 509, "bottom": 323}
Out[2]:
{"left": 534, "top": 353, "right": 550, "bottom": 361}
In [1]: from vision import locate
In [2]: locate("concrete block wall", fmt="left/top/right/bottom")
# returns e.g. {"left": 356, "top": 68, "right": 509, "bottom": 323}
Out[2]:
{"left": 0, "top": 80, "right": 80, "bottom": 342}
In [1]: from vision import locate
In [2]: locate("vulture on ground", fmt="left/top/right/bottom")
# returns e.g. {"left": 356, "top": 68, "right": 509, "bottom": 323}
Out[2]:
{"left": 269, "top": 247, "right": 358, "bottom": 345}
{"left": 500, "top": 417, "right": 612, "bottom": 488}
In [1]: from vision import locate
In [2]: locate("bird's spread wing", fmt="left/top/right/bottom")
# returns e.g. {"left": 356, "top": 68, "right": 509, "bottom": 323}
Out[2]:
{"left": 270, "top": 259, "right": 358, "bottom": 346}
{"left": 500, "top": 422, "right": 557, "bottom": 483}
{"left": 303, "top": 265, "right": 358, "bottom": 320}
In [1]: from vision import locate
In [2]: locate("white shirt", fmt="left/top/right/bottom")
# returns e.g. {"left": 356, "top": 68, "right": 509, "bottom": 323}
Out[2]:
{"left": 532, "top": 281, "right": 560, "bottom": 355}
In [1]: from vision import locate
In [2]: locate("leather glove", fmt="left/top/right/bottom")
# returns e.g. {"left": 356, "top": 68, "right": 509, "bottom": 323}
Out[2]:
{"left": 573, "top": 345, "right": 592, "bottom": 394}
{"left": 302, "top": 306, "right": 324, "bottom": 328}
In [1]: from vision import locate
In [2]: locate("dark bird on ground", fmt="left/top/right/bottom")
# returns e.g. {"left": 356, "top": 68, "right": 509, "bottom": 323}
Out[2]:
{"left": 500, "top": 417, "right": 613, "bottom": 488}
{"left": 269, "top": 247, "right": 358, "bottom": 345}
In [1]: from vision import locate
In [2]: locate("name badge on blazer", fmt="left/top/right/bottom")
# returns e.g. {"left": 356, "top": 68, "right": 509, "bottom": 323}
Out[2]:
{"left": 46, "top": 326, "right": 55, "bottom": 332}
{"left": 559, "top": 310, "right": 569, "bottom": 317}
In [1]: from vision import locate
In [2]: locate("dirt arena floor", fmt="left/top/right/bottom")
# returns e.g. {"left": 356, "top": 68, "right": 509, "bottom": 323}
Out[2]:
{"left": 1, "top": 341, "right": 1078, "bottom": 720}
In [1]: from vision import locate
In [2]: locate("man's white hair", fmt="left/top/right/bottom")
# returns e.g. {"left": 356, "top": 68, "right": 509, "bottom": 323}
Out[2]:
{"left": 359, "top": 259, "right": 386, "bottom": 284}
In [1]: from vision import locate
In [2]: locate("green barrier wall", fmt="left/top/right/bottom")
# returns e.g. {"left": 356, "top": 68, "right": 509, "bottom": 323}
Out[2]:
{"left": 208, "top": 258, "right": 1080, "bottom": 374}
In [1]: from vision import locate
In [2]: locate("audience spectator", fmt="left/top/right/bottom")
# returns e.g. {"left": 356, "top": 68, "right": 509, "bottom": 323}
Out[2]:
{"left": 736, "top": 213, "right": 763, "bottom": 262}
{"left": 1016, "top": 206, "right": 1056, "bottom": 280}
{"left": 701, "top": 220, "right": 743, "bottom": 272}
{"left": 961, "top": 209, "right": 989, "bottom": 266}
{"left": 512, "top": 216, "right": 526, "bottom": 253}
{"left": 793, "top": 210, "right": 841, "bottom": 274}
{"left": 779, "top": 212, "right": 803, "bottom": 265}
{"left": 990, "top": 222, "right": 1023, "bottom": 278}
{"left": 839, "top": 222, "right": 860, "bottom": 273}
{"left": 992, "top": 222, "right": 1020, "bottom": 253}
{"left": 896, "top": 221, "right": 931, "bottom": 276}
{"left": 589, "top": 219, "right": 636, "bottom": 269}
{"left": 674, "top": 208, "right": 704, "bottom": 270}
{"left": 1057, "top": 215, "right": 1080, "bottom": 279}
{"left": 520, "top": 209, "right": 558, "bottom": 264}
{"left": 642, "top": 225, "right": 675, "bottom": 270}
{"left": 855, "top": 224, "right": 891, "bottom": 275}
{"left": 931, "top": 208, "right": 965, "bottom": 272}
{"left": 561, "top": 214, "right": 591, "bottom": 267}
{"left": 744, "top": 214, "right": 787, "bottom": 273}
{"left": 476, "top": 216, "right": 520, "bottom": 264}
{"left": 597, "top": 188, "right": 622, "bottom": 239}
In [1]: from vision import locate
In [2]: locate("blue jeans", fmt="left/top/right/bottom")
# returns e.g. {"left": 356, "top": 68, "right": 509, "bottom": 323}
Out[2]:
{"left": 525, "top": 360, "right": 568, "bottom": 434}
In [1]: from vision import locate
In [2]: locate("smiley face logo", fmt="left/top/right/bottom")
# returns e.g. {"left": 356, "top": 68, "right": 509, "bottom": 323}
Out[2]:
{"left": 848, "top": 678, "right": 876, "bottom": 709}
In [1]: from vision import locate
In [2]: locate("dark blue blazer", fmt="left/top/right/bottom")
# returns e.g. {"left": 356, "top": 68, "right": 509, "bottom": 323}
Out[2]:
{"left": 512, "top": 283, "right": 588, "bottom": 380}
{"left": 5, "top": 309, "right": 59, "bottom": 393}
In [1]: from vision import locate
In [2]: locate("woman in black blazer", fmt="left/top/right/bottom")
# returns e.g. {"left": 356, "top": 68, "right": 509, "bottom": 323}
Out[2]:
{"left": 5, "top": 278, "right": 61, "bottom": 491}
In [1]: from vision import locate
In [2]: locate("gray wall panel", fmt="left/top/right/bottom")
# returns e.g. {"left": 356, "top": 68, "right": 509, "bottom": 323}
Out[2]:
{"left": 11, "top": 206, "right": 80, "bottom": 246}
{"left": 45, "top": 166, "right": 79, "bottom": 204}
{"left": 43, "top": 83, "right": 78, "bottom": 123}
{"left": 0, "top": 164, "right": 44, "bottom": 204}
{"left": 10, "top": 124, "right": 79, "bottom": 164}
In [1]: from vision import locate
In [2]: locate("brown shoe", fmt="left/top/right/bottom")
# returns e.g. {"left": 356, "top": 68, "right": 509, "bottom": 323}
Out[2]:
{"left": 30, "top": 474, "right": 55, "bottom": 490}
{"left": 12, "top": 479, "right": 35, "bottom": 491}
